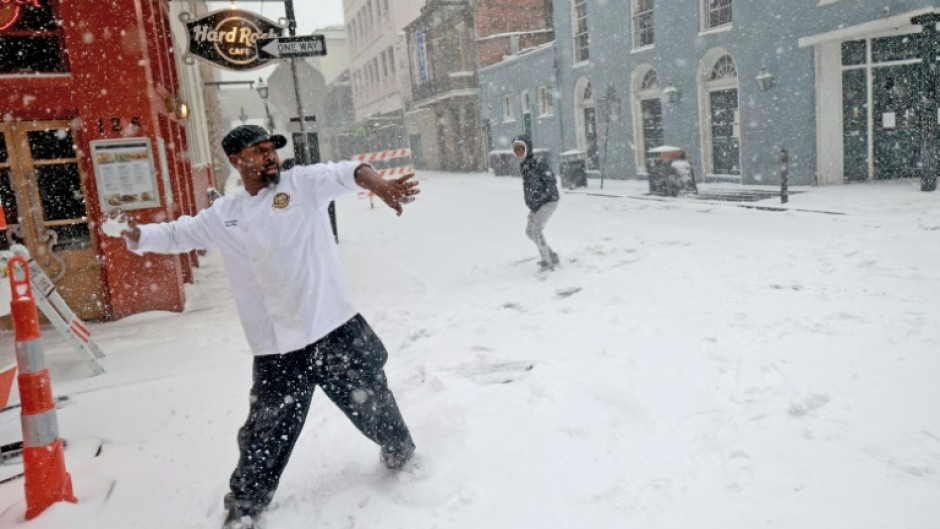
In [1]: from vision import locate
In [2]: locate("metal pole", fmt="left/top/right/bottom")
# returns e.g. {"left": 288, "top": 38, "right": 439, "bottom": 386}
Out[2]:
{"left": 781, "top": 148, "right": 789, "bottom": 204}
{"left": 285, "top": 0, "right": 309, "bottom": 164}
{"left": 284, "top": 0, "right": 335, "bottom": 240}
{"left": 600, "top": 111, "right": 609, "bottom": 190}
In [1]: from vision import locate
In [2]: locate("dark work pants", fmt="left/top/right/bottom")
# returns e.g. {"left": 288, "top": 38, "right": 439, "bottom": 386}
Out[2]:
{"left": 224, "top": 314, "right": 414, "bottom": 515}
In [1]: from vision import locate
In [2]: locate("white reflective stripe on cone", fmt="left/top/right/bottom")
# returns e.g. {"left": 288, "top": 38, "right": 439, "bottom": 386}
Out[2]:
{"left": 20, "top": 409, "right": 60, "bottom": 448}
{"left": 14, "top": 339, "right": 46, "bottom": 374}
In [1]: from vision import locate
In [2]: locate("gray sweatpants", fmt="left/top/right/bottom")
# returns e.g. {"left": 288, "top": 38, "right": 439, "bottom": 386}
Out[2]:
{"left": 525, "top": 200, "right": 558, "bottom": 264}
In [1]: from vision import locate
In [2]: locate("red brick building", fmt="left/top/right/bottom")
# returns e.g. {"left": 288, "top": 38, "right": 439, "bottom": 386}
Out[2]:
{"left": 0, "top": 0, "right": 214, "bottom": 321}
{"left": 474, "top": 0, "right": 554, "bottom": 68}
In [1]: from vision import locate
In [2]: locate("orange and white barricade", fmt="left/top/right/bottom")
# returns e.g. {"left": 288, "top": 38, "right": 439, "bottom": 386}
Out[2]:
{"left": 0, "top": 207, "right": 12, "bottom": 408}
{"left": 8, "top": 256, "right": 77, "bottom": 519}
{"left": 0, "top": 245, "right": 104, "bottom": 376}
{"left": 353, "top": 148, "right": 415, "bottom": 207}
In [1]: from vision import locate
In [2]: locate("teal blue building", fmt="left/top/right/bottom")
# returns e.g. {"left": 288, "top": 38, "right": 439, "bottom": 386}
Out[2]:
{"left": 479, "top": 1, "right": 940, "bottom": 186}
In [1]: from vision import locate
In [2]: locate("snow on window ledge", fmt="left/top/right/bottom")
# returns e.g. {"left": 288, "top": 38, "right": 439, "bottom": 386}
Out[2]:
{"left": 699, "top": 24, "right": 733, "bottom": 37}
{"left": 817, "top": 0, "right": 845, "bottom": 5}
{"left": 631, "top": 45, "right": 655, "bottom": 54}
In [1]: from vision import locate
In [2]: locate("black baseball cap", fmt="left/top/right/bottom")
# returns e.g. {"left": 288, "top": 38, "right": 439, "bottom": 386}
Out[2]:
{"left": 222, "top": 125, "right": 287, "bottom": 156}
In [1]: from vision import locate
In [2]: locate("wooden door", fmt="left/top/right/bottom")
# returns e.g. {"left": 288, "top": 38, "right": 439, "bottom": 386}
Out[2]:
{"left": 0, "top": 121, "right": 108, "bottom": 320}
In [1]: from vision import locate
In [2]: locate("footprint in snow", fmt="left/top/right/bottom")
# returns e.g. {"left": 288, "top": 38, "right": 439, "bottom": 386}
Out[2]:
{"left": 723, "top": 450, "right": 754, "bottom": 491}
{"left": 452, "top": 361, "right": 535, "bottom": 385}
{"left": 788, "top": 393, "right": 830, "bottom": 417}
{"left": 556, "top": 286, "right": 582, "bottom": 298}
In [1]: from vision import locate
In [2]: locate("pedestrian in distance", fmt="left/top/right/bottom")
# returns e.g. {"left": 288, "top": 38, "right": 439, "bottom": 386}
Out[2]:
{"left": 512, "top": 134, "right": 560, "bottom": 272}
{"left": 108, "top": 124, "right": 420, "bottom": 529}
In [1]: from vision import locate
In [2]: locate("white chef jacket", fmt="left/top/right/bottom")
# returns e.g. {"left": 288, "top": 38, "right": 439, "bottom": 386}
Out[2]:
{"left": 128, "top": 161, "right": 366, "bottom": 356}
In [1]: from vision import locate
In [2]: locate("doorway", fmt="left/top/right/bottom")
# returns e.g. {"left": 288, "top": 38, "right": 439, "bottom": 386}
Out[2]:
{"left": 709, "top": 88, "right": 740, "bottom": 176}
{"left": 842, "top": 68, "right": 869, "bottom": 181}
{"left": 641, "top": 99, "right": 664, "bottom": 160}
{"left": 873, "top": 63, "right": 920, "bottom": 179}
{"left": 575, "top": 78, "right": 600, "bottom": 171}
{"left": 0, "top": 121, "right": 108, "bottom": 320}
{"left": 840, "top": 34, "right": 927, "bottom": 181}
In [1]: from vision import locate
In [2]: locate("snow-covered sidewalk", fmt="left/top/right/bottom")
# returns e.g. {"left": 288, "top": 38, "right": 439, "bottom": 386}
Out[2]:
{"left": 0, "top": 172, "right": 937, "bottom": 529}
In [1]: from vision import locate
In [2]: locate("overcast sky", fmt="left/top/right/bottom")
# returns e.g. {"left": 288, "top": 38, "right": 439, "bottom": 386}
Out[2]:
{"left": 205, "top": 0, "right": 345, "bottom": 31}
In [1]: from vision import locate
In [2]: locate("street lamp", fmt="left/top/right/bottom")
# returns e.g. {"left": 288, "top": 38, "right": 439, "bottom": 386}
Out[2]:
{"left": 256, "top": 77, "right": 275, "bottom": 132}
{"left": 755, "top": 67, "right": 775, "bottom": 91}
{"left": 661, "top": 84, "right": 680, "bottom": 104}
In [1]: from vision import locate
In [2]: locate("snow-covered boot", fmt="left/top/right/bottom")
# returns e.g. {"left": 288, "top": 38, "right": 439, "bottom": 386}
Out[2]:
{"left": 550, "top": 252, "right": 559, "bottom": 265}
{"left": 223, "top": 508, "right": 259, "bottom": 529}
{"left": 381, "top": 439, "right": 416, "bottom": 470}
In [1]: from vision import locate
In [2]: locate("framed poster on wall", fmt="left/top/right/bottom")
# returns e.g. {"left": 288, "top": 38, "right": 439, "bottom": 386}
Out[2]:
{"left": 90, "top": 138, "right": 161, "bottom": 211}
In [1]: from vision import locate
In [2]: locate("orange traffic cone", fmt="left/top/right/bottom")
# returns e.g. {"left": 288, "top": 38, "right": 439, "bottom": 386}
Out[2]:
{"left": 8, "top": 256, "right": 77, "bottom": 519}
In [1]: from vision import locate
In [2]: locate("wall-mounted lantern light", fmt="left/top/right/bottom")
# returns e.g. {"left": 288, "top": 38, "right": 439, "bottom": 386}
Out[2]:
{"left": 165, "top": 95, "right": 190, "bottom": 120}
{"left": 661, "top": 84, "right": 680, "bottom": 104}
{"left": 756, "top": 67, "right": 775, "bottom": 91}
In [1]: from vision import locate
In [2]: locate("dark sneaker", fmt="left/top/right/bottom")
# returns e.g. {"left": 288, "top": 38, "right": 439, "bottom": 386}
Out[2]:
{"left": 223, "top": 509, "right": 259, "bottom": 529}
{"left": 380, "top": 440, "right": 416, "bottom": 470}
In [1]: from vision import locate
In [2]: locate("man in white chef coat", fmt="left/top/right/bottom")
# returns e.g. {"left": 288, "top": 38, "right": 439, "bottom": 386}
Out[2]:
{"left": 117, "top": 125, "right": 420, "bottom": 529}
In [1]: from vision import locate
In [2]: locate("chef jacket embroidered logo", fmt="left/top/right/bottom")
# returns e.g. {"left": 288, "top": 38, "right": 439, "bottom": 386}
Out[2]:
{"left": 273, "top": 192, "right": 291, "bottom": 209}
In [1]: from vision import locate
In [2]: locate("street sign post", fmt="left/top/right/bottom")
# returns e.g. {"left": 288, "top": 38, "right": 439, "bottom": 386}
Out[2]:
{"left": 258, "top": 35, "right": 327, "bottom": 60}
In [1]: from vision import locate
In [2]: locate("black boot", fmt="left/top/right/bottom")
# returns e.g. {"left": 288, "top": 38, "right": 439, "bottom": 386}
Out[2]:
{"left": 223, "top": 507, "right": 260, "bottom": 529}
{"left": 380, "top": 439, "right": 416, "bottom": 470}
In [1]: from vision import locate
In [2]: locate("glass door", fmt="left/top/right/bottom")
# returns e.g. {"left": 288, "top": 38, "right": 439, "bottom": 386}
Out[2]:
{"left": 583, "top": 107, "right": 599, "bottom": 170}
{"left": 842, "top": 68, "right": 869, "bottom": 181}
{"left": 709, "top": 88, "right": 740, "bottom": 175}
{"left": 641, "top": 98, "right": 664, "bottom": 155}
{"left": 0, "top": 121, "right": 107, "bottom": 320}
{"left": 873, "top": 64, "right": 921, "bottom": 179}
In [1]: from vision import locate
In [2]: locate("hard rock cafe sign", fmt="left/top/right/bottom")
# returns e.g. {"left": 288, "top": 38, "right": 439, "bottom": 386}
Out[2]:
{"left": 180, "top": 9, "right": 284, "bottom": 71}
{"left": 0, "top": 0, "right": 41, "bottom": 32}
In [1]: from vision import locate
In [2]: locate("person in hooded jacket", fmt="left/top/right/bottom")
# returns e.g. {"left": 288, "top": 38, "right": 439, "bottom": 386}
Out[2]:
{"left": 512, "top": 134, "right": 559, "bottom": 271}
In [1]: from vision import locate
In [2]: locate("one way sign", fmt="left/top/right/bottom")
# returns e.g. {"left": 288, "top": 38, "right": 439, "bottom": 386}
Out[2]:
{"left": 258, "top": 35, "right": 327, "bottom": 59}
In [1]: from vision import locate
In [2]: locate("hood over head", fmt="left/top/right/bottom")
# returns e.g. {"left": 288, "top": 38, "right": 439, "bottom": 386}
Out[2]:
{"left": 512, "top": 134, "right": 534, "bottom": 161}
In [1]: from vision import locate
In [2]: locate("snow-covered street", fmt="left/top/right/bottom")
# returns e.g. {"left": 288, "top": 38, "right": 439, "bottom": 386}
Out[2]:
{"left": 0, "top": 172, "right": 938, "bottom": 529}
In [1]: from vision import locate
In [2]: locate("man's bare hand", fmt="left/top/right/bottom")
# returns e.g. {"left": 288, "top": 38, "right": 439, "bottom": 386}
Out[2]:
{"left": 354, "top": 164, "right": 421, "bottom": 216}
{"left": 373, "top": 174, "right": 421, "bottom": 216}
{"left": 103, "top": 209, "right": 141, "bottom": 242}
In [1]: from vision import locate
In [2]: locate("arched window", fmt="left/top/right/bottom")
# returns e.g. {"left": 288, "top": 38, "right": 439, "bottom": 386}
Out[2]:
{"left": 641, "top": 69, "right": 659, "bottom": 91}
{"left": 710, "top": 55, "right": 737, "bottom": 81}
